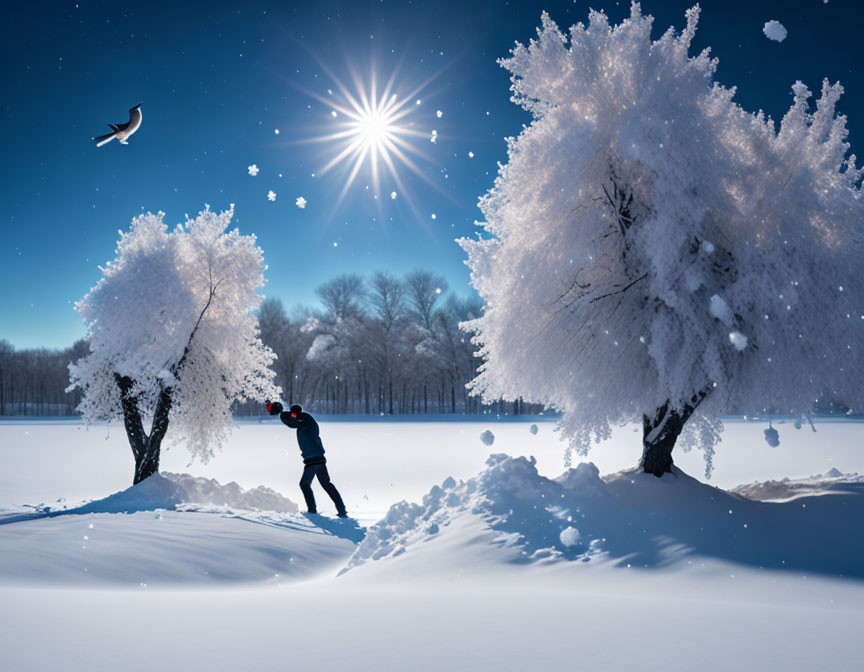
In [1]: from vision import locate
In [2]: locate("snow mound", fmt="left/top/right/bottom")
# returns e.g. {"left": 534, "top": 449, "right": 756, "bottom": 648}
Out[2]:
{"left": 346, "top": 455, "right": 864, "bottom": 578}
{"left": 162, "top": 472, "right": 298, "bottom": 512}
{"left": 70, "top": 472, "right": 299, "bottom": 515}
{"left": 346, "top": 454, "right": 605, "bottom": 571}
{"left": 0, "top": 476, "right": 366, "bottom": 586}
{"left": 0, "top": 508, "right": 360, "bottom": 586}
{"left": 480, "top": 429, "right": 495, "bottom": 446}
{"left": 730, "top": 469, "right": 863, "bottom": 502}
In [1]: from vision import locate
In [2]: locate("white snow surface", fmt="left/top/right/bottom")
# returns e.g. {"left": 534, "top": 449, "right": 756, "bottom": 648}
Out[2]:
{"left": 2, "top": 419, "right": 864, "bottom": 670}
{"left": 731, "top": 468, "right": 863, "bottom": 501}
{"left": 60, "top": 471, "right": 300, "bottom": 514}
{"left": 346, "top": 453, "right": 863, "bottom": 578}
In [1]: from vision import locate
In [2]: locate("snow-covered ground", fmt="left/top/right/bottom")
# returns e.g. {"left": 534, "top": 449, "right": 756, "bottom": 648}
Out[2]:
{"left": 1, "top": 417, "right": 863, "bottom": 671}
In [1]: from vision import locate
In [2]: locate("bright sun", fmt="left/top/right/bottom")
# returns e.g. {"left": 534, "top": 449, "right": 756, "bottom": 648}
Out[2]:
{"left": 356, "top": 107, "right": 395, "bottom": 148}
{"left": 302, "top": 65, "right": 437, "bottom": 213}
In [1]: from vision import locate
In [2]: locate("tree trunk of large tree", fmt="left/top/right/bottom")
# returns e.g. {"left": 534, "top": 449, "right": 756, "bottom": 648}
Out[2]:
{"left": 641, "top": 391, "right": 709, "bottom": 477}
{"left": 115, "top": 374, "right": 173, "bottom": 485}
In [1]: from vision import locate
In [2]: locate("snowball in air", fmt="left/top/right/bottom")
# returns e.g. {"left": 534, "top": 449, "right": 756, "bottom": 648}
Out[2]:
{"left": 729, "top": 331, "right": 748, "bottom": 351}
{"left": 247, "top": 164, "right": 259, "bottom": 176}
{"left": 559, "top": 526, "right": 581, "bottom": 547}
{"left": 480, "top": 429, "right": 495, "bottom": 446}
{"left": 529, "top": 424, "right": 538, "bottom": 435}
{"left": 709, "top": 294, "right": 733, "bottom": 326}
{"left": 431, "top": 213, "right": 437, "bottom": 220}
{"left": 267, "top": 190, "right": 277, "bottom": 202}
{"left": 390, "top": 191, "right": 397, "bottom": 200}
{"left": 274, "top": 129, "right": 280, "bottom": 135}
{"left": 763, "top": 20, "right": 787, "bottom": 42}
{"left": 468, "top": 151, "right": 474, "bottom": 158}
{"left": 296, "top": 196, "right": 307, "bottom": 209}
{"left": 436, "top": 110, "right": 443, "bottom": 118}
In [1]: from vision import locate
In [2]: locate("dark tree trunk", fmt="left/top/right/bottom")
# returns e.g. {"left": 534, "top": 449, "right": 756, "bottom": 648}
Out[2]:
{"left": 640, "top": 391, "right": 709, "bottom": 477}
{"left": 115, "top": 374, "right": 173, "bottom": 485}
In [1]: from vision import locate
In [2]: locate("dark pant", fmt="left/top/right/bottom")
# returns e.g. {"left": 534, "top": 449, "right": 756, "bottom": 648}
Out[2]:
{"left": 300, "top": 463, "right": 346, "bottom": 515}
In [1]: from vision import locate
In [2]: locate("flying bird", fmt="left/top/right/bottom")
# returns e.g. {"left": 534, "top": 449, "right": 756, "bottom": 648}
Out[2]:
{"left": 93, "top": 102, "right": 143, "bottom": 147}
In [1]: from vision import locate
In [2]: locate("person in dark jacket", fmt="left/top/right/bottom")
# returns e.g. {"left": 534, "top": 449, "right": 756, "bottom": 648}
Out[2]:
{"left": 266, "top": 401, "right": 348, "bottom": 518}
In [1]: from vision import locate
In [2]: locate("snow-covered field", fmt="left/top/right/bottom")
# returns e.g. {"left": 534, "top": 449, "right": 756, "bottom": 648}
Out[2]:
{"left": 1, "top": 417, "right": 863, "bottom": 671}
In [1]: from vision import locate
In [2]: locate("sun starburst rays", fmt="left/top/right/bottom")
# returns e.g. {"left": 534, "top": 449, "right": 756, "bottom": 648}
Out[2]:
{"left": 301, "top": 64, "right": 440, "bottom": 215}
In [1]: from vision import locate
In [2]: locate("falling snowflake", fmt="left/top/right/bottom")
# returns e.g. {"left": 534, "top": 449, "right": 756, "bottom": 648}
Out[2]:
{"left": 247, "top": 164, "right": 259, "bottom": 176}
{"left": 331, "top": 110, "right": 338, "bottom": 118}
{"left": 274, "top": 128, "right": 280, "bottom": 135}
{"left": 296, "top": 196, "right": 307, "bottom": 209}
{"left": 390, "top": 191, "right": 397, "bottom": 200}
{"left": 729, "top": 331, "right": 749, "bottom": 351}
{"left": 431, "top": 213, "right": 437, "bottom": 220}
{"left": 430, "top": 129, "right": 438, "bottom": 143}
{"left": 468, "top": 151, "right": 474, "bottom": 158}
{"left": 436, "top": 110, "right": 443, "bottom": 118}
{"left": 267, "top": 190, "right": 277, "bottom": 202}
{"left": 763, "top": 20, "right": 787, "bottom": 42}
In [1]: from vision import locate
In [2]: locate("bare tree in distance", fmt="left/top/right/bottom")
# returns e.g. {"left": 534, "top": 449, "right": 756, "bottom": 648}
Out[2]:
{"left": 315, "top": 273, "right": 366, "bottom": 321}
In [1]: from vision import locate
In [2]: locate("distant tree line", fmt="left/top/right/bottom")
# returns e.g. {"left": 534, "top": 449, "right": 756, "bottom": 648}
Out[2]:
{"left": 0, "top": 339, "right": 88, "bottom": 415}
{"left": 243, "top": 269, "right": 540, "bottom": 416}
{"left": 1, "top": 269, "right": 541, "bottom": 417}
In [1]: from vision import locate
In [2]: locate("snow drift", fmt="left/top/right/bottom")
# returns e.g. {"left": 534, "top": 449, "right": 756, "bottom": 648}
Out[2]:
{"left": 347, "top": 455, "right": 864, "bottom": 578}
{"left": 76, "top": 472, "right": 299, "bottom": 514}
{"left": 731, "top": 468, "right": 863, "bottom": 502}
{"left": 0, "top": 474, "right": 364, "bottom": 586}
{"left": 7, "top": 472, "right": 298, "bottom": 516}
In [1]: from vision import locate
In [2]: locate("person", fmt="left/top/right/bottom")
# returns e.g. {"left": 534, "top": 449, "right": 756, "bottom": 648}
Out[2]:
{"left": 266, "top": 401, "right": 348, "bottom": 518}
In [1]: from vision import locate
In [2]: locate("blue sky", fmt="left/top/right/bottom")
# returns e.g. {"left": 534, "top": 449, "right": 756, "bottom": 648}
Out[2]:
{"left": 2, "top": 0, "right": 862, "bottom": 348}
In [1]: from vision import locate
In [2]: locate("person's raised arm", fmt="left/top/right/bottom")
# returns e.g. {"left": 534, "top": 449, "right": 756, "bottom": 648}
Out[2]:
{"left": 280, "top": 410, "right": 299, "bottom": 428}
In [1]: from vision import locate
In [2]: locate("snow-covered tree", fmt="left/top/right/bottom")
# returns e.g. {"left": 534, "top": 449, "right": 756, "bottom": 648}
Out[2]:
{"left": 460, "top": 4, "right": 864, "bottom": 476}
{"left": 69, "top": 205, "right": 279, "bottom": 484}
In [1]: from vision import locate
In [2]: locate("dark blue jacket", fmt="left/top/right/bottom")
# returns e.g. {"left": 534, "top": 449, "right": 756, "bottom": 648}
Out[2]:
{"left": 280, "top": 411, "right": 326, "bottom": 464}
